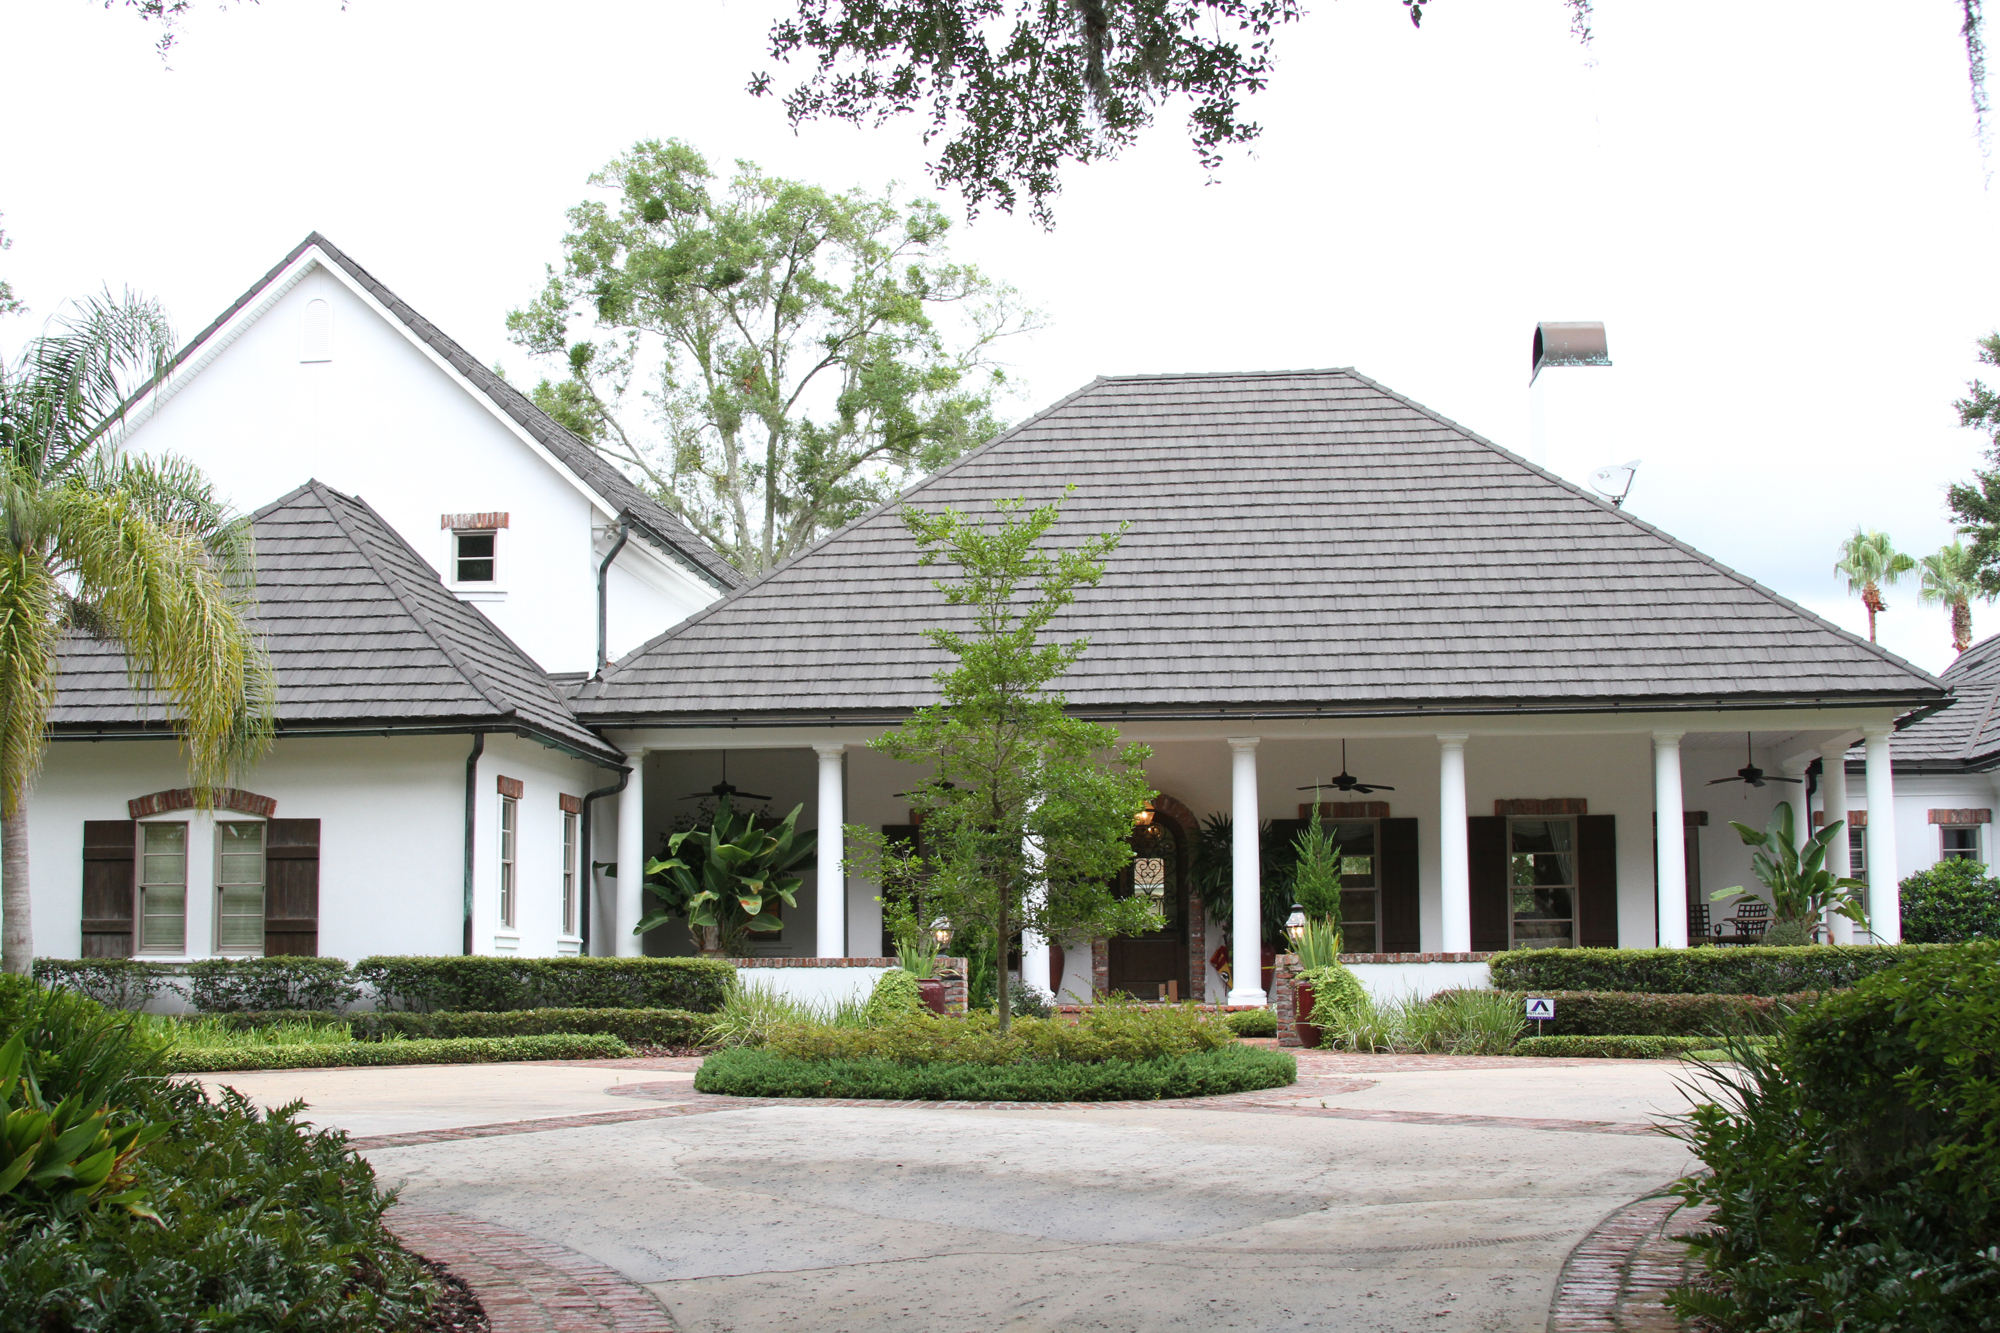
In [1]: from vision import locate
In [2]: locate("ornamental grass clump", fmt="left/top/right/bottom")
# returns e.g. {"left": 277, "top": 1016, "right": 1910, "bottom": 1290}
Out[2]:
{"left": 1324, "top": 989, "right": 1523, "bottom": 1055}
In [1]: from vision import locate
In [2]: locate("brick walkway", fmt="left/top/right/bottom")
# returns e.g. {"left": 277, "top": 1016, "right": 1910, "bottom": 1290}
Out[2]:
{"left": 1547, "top": 1194, "right": 1714, "bottom": 1332}
{"left": 388, "top": 1205, "right": 674, "bottom": 1333}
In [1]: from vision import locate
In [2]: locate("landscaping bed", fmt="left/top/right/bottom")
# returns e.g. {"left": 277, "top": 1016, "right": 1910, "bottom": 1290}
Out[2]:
{"left": 695, "top": 1043, "right": 1295, "bottom": 1100}
{"left": 1513, "top": 1034, "right": 1731, "bottom": 1059}
{"left": 165, "top": 1031, "right": 631, "bottom": 1073}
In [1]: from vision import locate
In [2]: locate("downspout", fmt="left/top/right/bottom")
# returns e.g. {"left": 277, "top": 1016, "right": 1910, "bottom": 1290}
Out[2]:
{"left": 596, "top": 518, "right": 632, "bottom": 677}
{"left": 462, "top": 732, "right": 486, "bottom": 956}
{"left": 577, "top": 764, "right": 631, "bottom": 957}
{"left": 1805, "top": 757, "right": 1821, "bottom": 834}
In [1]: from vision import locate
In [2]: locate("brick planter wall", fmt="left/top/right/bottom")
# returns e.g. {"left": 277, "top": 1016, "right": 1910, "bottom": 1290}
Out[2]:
{"left": 1274, "top": 953, "right": 1302, "bottom": 1048}
{"left": 726, "top": 955, "right": 968, "bottom": 1013}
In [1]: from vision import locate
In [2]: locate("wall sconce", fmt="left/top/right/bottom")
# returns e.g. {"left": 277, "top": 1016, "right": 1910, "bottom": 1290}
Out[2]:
{"left": 1133, "top": 803, "right": 1155, "bottom": 827}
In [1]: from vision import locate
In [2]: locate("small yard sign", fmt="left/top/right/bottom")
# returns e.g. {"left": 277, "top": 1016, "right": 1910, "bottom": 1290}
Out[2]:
{"left": 1525, "top": 996, "right": 1555, "bottom": 1021}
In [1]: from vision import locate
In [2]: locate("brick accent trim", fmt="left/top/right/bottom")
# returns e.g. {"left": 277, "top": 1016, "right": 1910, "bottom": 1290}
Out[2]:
{"left": 559, "top": 793, "right": 583, "bottom": 814}
{"left": 386, "top": 1205, "right": 673, "bottom": 1332}
{"left": 128, "top": 787, "right": 276, "bottom": 819}
{"left": 1547, "top": 1193, "right": 1713, "bottom": 1333}
{"left": 1298, "top": 800, "right": 1391, "bottom": 819}
{"left": 497, "top": 775, "right": 525, "bottom": 799}
{"left": 441, "top": 512, "right": 510, "bottom": 531}
{"left": 1494, "top": 798, "right": 1587, "bottom": 816}
{"left": 1928, "top": 807, "right": 1992, "bottom": 825}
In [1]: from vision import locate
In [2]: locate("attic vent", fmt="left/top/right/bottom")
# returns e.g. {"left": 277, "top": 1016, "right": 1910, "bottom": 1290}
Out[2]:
{"left": 301, "top": 298, "right": 333, "bottom": 363}
{"left": 1529, "top": 321, "right": 1609, "bottom": 384}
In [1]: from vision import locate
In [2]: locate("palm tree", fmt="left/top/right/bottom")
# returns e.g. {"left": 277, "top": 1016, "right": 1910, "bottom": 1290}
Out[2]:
{"left": 1, "top": 293, "right": 274, "bottom": 974}
{"left": 1835, "top": 528, "right": 1917, "bottom": 643}
{"left": 1920, "top": 541, "right": 1984, "bottom": 655}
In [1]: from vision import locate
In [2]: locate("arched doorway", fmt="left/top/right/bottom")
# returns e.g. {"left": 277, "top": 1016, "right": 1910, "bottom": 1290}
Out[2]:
{"left": 1107, "top": 800, "right": 1192, "bottom": 1000}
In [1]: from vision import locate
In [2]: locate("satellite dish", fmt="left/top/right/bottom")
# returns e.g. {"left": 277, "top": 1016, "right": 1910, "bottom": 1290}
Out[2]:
{"left": 1588, "top": 459, "right": 1641, "bottom": 508}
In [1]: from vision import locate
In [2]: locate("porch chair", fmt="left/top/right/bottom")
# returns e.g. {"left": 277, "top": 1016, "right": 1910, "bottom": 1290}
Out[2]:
{"left": 1686, "top": 901, "right": 1716, "bottom": 945}
{"left": 1721, "top": 899, "right": 1770, "bottom": 944}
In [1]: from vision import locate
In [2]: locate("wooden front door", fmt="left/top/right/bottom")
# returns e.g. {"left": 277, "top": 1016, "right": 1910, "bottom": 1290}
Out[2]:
{"left": 1107, "top": 816, "right": 1189, "bottom": 1000}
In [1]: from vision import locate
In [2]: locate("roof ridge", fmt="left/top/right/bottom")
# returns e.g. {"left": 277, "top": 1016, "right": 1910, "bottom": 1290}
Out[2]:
{"left": 1093, "top": 367, "right": 1357, "bottom": 383}
{"left": 583, "top": 373, "right": 1115, "bottom": 692}
{"left": 305, "top": 481, "right": 517, "bottom": 721}
{"left": 1338, "top": 369, "right": 1947, "bottom": 691}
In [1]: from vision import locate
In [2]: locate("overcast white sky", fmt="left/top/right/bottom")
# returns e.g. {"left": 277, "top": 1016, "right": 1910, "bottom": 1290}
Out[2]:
{"left": 4, "top": 0, "right": 1997, "bottom": 675}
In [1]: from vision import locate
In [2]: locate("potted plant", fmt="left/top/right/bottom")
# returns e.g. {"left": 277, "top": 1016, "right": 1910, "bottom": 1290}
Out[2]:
{"left": 1712, "top": 801, "right": 1870, "bottom": 947}
{"left": 634, "top": 796, "right": 816, "bottom": 957}
{"left": 873, "top": 836, "right": 950, "bottom": 1012}
{"left": 1286, "top": 808, "right": 1346, "bottom": 1045}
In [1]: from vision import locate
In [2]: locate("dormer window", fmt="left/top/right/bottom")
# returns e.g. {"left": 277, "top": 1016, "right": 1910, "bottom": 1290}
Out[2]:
{"left": 455, "top": 531, "right": 496, "bottom": 582}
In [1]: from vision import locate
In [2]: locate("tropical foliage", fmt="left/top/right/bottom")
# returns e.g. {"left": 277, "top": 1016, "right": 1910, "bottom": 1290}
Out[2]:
{"left": 509, "top": 139, "right": 1030, "bottom": 574}
{"left": 1919, "top": 540, "right": 1985, "bottom": 654}
{"left": 636, "top": 796, "right": 817, "bottom": 956}
{"left": 1, "top": 292, "right": 275, "bottom": 973}
{"left": 1833, "top": 526, "right": 1915, "bottom": 642}
{"left": 1712, "top": 803, "right": 1869, "bottom": 944}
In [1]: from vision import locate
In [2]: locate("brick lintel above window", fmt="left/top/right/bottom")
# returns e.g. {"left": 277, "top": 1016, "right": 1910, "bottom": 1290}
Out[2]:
{"left": 1494, "top": 798, "right": 1587, "bottom": 817}
{"left": 441, "top": 511, "right": 510, "bottom": 532}
{"left": 558, "top": 793, "right": 582, "bottom": 814}
{"left": 1815, "top": 809, "right": 1868, "bottom": 828}
{"left": 496, "top": 775, "right": 524, "bottom": 799}
{"left": 1928, "top": 808, "right": 1992, "bottom": 826}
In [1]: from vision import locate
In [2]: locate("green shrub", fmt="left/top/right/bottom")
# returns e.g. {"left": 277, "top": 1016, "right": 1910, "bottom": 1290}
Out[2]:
{"left": 1488, "top": 944, "right": 1950, "bottom": 996}
{"left": 30, "top": 958, "right": 173, "bottom": 1010}
{"left": 1496, "top": 989, "right": 1806, "bottom": 1037}
{"left": 183, "top": 957, "right": 358, "bottom": 1013}
{"left": 346, "top": 1007, "right": 710, "bottom": 1047}
{"left": 1298, "top": 964, "right": 1367, "bottom": 1024}
{"left": 762, "top": 1002, "right": 1232, "bottom": 1066}
{"left": 1224, "top": 1008, "right": 1277, "bottom": 1037}
{"left": 1008, "top": 980, "right": 1053, "bottom": 1019}
{"left": 203, "top": 1009, "right": 352, "bottom": 1032}
{"left": 1669, "top": 942, "right": 2000, "bottom": 1330}
{"left": 1899, "top": 858, "right": 2000, "bottom": 943}
{"left": 1514, "top": 1034, "right": 1718, "bottom": 1059}
{"left": 1324, "top": 989, "right": 1522, "bottom": 1054}
{"left": 695, "top": 1043, "right": 1296, "bottom": 1101}
{"left": 147, "top": 1015, "right": 355, "bottom": 1052}
{"left": 0, "top": 1083, "right": 438, "bottom": 1332}
{"left": 164, "top": 1032, "right": 629, "bottom": 1073}
{"left": 862, "top": 969, "right": 925, "bottom": 1024}
{"left": 352, "top": 954, "right": 733, "bottom": 1012}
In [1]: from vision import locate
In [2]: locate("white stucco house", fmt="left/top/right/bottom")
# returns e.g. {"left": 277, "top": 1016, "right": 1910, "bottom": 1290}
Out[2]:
{"left": 8, "top": 258, "right": 1956, "bottom": 996}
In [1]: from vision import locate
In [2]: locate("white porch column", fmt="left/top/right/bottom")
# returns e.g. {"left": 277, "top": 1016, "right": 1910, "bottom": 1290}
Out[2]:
{"left": 1227, "top": 737, "right": 1265, "bottom": 1005}
{"left": 614, "top": 749, "right": 647, "bottom": 958}
{"left": 1653, "top": 731, "right": 1688, "bottom": 949}
{"left": 815, "top": 743, "right": 847, "bottom": 957}
{"left": 1021, "top": 824, "right": 1051, "bottom": 994}
{"left": 1437, "top": 734, "right": 1471, "bottom": 953}
{"left": 1863, "top": 726, "right": 1900, "bottom": 943}
{"left": 1821, "top": 738, "right": 1855, "bottom": 946}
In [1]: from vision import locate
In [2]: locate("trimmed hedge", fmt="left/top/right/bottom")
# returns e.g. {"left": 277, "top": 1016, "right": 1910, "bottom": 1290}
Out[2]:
{"left": 30, "top": 958, "right": 173, "bottom": 1009}
{"left": 1497, "top": 990, "right": 1808, "bottom": 1037}
{"left": 1514, "top": 1034, "right": 1718, "bottom": 1059}
{"left": 352, "top": 955, "right": 732, "bottom": 1013}
{"left": 694, "top": 1044, "right": 1296, "bottom": 1100}
{"left": 1488, "top": 945, "right": 1953, "bottom": 996}
{"left": 349, "top": 1007, "right": 709, "bottom": 1046}
{"left": 184, "top": 957, "right": 358, "bottom": 1013}
{"left": 1224, "top": 1009, "right": 1278, "bottom": 1037}
{"left": 165, "top": 1032, "right": 629, "bottom": 1073}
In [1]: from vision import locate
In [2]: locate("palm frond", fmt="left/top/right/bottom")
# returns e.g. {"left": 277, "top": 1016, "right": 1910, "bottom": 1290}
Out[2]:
{"left": 0, "top": 289, "right": 175, "bottom": 482}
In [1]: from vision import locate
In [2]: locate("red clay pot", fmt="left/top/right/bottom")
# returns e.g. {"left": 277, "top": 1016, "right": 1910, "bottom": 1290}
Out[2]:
{"left": 1295, "top": 980, "right": 1323, "bottom": 1050}
{"left": 917, "top": 979, "right": 946, "bottom": 1015}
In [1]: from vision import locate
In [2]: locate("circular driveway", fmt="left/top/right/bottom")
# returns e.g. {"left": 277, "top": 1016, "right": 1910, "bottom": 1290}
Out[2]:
{"left": 204, "top": 1051, "right": 1705, "bottom": 1333}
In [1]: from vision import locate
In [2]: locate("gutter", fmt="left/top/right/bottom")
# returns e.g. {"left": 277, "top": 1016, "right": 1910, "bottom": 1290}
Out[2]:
{"left": 462, "top": 732, "right": 486, "bottom": 956}
{"left": 576, "top": 764, "right": 632, "bottom": 957}
{"left": 53, "top": 718, "right": 623, "bottom": 770}
{"left": 596, "top": 518, "right": 632, "bottom": 677}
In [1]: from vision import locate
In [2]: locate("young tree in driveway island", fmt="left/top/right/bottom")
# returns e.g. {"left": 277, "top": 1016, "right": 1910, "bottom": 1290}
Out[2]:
{"left": 866, "top": 490, "right": 1157, "bottom": 1030}
{"left": 508, "top": 139, "right": 1036, "bottom": 576}
{"left": 0, "top": 293, "right": 274, "bottom": 973}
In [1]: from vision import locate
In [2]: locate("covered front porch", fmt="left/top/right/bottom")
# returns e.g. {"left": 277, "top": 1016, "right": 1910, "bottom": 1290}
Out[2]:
{"left": 589, "top": 706, "right": 1911, "bottom": 1003}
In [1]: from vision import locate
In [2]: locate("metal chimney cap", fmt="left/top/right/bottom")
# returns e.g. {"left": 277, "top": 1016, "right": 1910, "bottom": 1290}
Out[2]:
{"left": 1531, "top": 321, "right": 1611, "bottom": 384}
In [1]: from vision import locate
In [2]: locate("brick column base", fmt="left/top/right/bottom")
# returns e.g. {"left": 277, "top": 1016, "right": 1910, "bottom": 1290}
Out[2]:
{"left": 1273, "top": 953, "right": 1301, "bottom": 1048}
{"left": 934, "top": 956, "right": 968, "bottom": 1013}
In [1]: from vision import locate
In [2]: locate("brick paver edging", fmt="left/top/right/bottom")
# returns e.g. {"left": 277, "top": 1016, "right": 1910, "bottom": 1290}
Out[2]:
{"left": 387, "top": 1205, "right": 674, "bottom": 1333}
{"left": 1547, "top": 1193, "right": 1715, "bottom": 1333}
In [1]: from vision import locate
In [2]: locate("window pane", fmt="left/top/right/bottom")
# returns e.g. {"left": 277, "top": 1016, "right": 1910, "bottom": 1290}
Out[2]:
{"left": 217, "top": 887, "right": 264, "bottom": 950}
{"left": 1339, "top": 889, "right": 1377, "bottom": 924}
{"left": 1513, "top": 885, "right": 1574, "bottom": 919}
{"left": 1342, "top": 921, "right": 1378, "bottom": 952}
{"left": 1511, "top": 921, "right": 1573, "bottom": 948}
{"left": 456, "top": 532, "right": 495, "bottom": 582}
{"left": 141, "top": 888, "right": 185, "bottom": 951}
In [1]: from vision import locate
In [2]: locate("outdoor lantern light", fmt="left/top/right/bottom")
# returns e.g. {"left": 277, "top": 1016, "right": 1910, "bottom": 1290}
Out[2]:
{"left": 932, "top": 919, "right": 953, "bottom": 949}
{"left": 1284, "top": 905, "right": 1307, "bottom": 945}
{"left": 1133, "top": 803, "right": 1155, "bottom": 827}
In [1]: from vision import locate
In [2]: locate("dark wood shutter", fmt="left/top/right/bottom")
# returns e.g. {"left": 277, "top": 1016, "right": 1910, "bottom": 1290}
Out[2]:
{"left": 264, "top": 819, "right": 320, "bottom": 956}
{"left": 1379, "top": 818, "right": 1421, "bottom": 953}
{"left": 81, "top": 821, "right": 137, "bottom": 958}
{"left": 1468, "top": 816, "right": 1510, "bottom": 952}
{"left": 1576, "top": 814, "right": 1619, "bottom": 947}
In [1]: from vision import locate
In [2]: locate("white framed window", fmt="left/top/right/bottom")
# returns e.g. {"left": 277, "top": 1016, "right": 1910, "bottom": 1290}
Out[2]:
{"left": 1508, "top": 817, "right": 1576, "bottom": 949}
{"left": 561, "top": 808, "right": 578, "bottom": 936}
{"left": 215, "top": 821, "right": 267, "bottom": 954}
{"left": 499, "top": 794, "right": 518, "bottom": 928}
{"left": 138, "top": 822, "right": 188, "bottom": 953}
{"left": 1850, "top": 825, "right": 1867, "bottom": 880}
{"left": 454, "top": 530, "right": 498, "bottom": 583}
{"left": 1941, "top": 825, "right": 1981, "bottom": 862}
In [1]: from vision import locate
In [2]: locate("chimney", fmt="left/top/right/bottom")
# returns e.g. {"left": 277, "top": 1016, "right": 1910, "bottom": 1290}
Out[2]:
{"left": 1527, "top": 321, "right": 1616, "bottom": 489}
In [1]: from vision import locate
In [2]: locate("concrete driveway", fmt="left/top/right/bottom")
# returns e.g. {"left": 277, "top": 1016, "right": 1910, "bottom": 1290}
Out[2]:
{"left": 203, "top": 1052, "right": 1706, "bottom": 1333}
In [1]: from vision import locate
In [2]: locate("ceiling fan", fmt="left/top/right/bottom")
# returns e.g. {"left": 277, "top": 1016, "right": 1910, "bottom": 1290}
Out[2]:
{"left": 682, "top": 752, "right": 772, "bottom": 803}
{"left": 1298, "top": 741, "right": 1396, "bottom": 795}
{"left": 1707, "top": 733, "right": 1801, "bottom": 788}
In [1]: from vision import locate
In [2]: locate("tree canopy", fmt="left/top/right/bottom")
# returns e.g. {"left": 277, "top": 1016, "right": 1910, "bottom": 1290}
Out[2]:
{"left": 509, "top": 140, "right": 1032, "bottom": 575}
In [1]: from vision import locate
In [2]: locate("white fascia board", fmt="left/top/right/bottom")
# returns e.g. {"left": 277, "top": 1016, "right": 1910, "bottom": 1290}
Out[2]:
{"left": 120, "top": 246, "right": 624, "bottom": 525}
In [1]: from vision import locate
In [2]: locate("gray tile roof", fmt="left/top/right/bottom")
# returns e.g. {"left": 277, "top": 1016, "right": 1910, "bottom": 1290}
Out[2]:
{"left": 51, "top": 481, "right": 621, "bottom": 763}
{"left": 157, "top": 233, "right": 742, "bottom": 593}
{"left": 575, "top": 370, "right": 1945, "bottom": 723}
{"left": 1886, "top": 632, "right": 2000, "bottom": 770}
